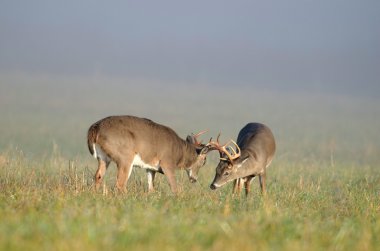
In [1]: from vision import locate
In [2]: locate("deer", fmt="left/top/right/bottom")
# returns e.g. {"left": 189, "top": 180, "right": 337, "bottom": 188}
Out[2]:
{"left": 87, "top": 115, "right": 212, "bottom": 194}
{"left": 207, "top": 123, "right": 276, "bottom": 196}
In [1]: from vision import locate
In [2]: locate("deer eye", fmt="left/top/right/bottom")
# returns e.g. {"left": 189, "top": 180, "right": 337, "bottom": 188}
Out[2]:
{"left": 224, "top": 171, "right": 230, "bottom": 176}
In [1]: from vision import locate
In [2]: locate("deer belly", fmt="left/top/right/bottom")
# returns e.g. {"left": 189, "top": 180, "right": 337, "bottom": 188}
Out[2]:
{"left": 132, "top": 154, "right": 160, "bottom": 171}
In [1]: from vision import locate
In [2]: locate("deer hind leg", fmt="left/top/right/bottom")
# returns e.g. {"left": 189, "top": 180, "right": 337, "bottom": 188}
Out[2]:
{"left": 146, "top": 169, "right": 157, "bottom": 193}
{"left": 115, "top": 156, "right": 134, "bottom": 193}
{"left": 233, "top": 178, "right": 244, "bottom": 196}
{"left": 95, "top": 158, "right": 110, "bottom": 190}
{"left": 258, "top": 168, "right": 267, "bottom": 196}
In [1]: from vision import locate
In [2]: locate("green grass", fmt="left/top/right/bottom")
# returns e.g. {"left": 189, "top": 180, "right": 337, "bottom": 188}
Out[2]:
{"left": 1, "top": 73, "right": 379, "bottom": 250}
{"left": 0, "top": 149, "right": 379, "bottom": 251}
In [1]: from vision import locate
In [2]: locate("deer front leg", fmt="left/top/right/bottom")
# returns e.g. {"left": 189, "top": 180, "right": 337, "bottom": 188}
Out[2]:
{"left": 244, "top": 175, "right": 255, "bottom": 197}
{"left": 146, "top": 169, "right": 156, "bottom": 193}
{"left": 232, "top": 178, "right": 243, "bottom": 195}
{"left": 162, "top": 167, "right": 178, "bottom": 194}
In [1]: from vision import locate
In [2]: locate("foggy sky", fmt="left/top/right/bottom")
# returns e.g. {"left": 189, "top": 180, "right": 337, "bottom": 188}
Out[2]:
{"left": 1, "top": 0, "right": 379, "bottom": 96}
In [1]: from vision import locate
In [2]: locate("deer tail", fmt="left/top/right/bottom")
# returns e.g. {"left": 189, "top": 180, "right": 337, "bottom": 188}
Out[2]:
{"left": 87, "top": 123, "right": 100, "bottom": 158}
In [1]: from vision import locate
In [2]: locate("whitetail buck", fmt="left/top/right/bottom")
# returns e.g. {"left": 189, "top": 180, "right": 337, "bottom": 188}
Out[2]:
{"left": 87, "top": 115, "right": 212, "bottom": 193}
{"left": 208, "top": 123, "right": 275, "bottom": 196}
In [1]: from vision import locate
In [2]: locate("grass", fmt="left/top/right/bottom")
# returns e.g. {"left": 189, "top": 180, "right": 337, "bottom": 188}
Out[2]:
{"left": 0, "top": 148, "right": 379, "bottom": 251}
{"left": 0, "top": 73, "right": 379, "bottom": 250}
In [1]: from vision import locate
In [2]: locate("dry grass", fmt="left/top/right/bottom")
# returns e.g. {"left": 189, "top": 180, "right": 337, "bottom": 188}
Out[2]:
{"left": 0, "top": 148, "right": 379, "bottom": 251}
{"left": 1, "top": 74, "right": 380, "bottom": 250}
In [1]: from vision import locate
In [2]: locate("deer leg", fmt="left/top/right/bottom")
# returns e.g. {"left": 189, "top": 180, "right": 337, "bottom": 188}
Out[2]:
{"left": 147, "top": 169, "right": 156, "bottom": 193}
{"left": 244, "top": 176, "right": 255, "bottom": 197}
{"left": 162, "top": 168, "right": 178, "bottom": 194}
{"left": 259, "top": 169, "right": 267, "bottom": 196}
{"left": 116, "top": 158, "right": 133, "bottom": 193}
{"left": 238, "top": 178, "right": 244, "bottom": 195}
{"left": 95, "top": 158, "right": 110, "bottom": 190}
{"left": 233, "top": 178, "right": 243, "bottom": 196}
{"left": 232, "top": 179, "right": 238, "bottom": 194}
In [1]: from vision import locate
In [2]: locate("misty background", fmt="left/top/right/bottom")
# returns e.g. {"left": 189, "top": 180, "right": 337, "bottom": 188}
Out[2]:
{"left": 0, "top": 1, "right": 379, "bottom": 164}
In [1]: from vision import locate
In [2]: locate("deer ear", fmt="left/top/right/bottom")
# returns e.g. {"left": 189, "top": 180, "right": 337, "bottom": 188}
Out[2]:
{"left": 186, "top": 135, "right": 195, "bottom": 144}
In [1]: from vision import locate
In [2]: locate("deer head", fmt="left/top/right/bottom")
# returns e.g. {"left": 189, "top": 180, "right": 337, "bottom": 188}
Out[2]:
{"left": 185, "top": 130, "right": 212, "bottom": 183}
{"left": 207, "top": 134, "right": 249, "bottom": 189}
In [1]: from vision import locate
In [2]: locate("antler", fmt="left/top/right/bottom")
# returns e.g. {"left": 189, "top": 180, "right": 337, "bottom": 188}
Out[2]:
{"left": 206, "top": 133, "right": 241, "bottom": 162}
{"left": 206, "top": 133, "right": 223, "bottom": 150}
{"left": 193, "top": 130, "right": 208, "bottom": 146}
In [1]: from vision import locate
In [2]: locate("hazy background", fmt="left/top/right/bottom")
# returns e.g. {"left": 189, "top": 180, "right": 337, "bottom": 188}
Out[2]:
{"left": 1, "top": 1, "right": 379, "bottom": 165}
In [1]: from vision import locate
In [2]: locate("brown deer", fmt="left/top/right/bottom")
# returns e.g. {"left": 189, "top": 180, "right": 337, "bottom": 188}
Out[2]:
{"left": 208, "top": 123, "right": 276, "bottom": 196}
{"left": 87, "top": 115, "right": 212, "bottom": 193}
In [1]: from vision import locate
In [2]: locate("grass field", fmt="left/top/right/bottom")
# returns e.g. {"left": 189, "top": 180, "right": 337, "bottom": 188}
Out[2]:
{"left": 1, "top": 73, "right": 379, "bottom": 250}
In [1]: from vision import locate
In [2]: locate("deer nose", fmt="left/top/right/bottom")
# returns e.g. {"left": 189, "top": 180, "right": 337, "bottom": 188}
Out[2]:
{"left": 210, "top": 184, "right": 216, "bottom": 190}
{"left": 189, "top": 177, "right": 197, "bottom": 183}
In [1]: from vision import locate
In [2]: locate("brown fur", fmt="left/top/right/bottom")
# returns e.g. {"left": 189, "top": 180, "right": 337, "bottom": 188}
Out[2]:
{"left": 87, "top": 115, "right": 210, "bottom": 193}
{"left": 210, "top": 123, "right": 276, "bottom": 196}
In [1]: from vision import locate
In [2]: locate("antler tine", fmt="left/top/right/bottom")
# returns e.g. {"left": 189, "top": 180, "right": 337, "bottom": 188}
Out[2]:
{"left": 231, "top": 140, "right": 241, "bottom": 155}
{"left": 206, "top": 141, "right": 220, "bottom": 150}
{"left": 226, "top": 145, "right": 237, "bottom": 155}
{"left": 192, "top": 130, "right": 208, "bottom": 146}
{"left": 206, "top": 133, "right": 222, "bottom": 150}
{"left": 206, "top": 134, "right": 241, "bottom": 162}
{"left": 194, "top": 130, "right": 208, "bottom": 138}
{"left": 228, "top": 140, "right": 241, "bottom": 159}
{"left": 216, "top": 133, "right": 221, "bottom": 143}
{"left": 217, "top": 140, "right": 240, "bottom": 162}
{"left": 216, "top": 133, "right": 229, "bottom": 149}
{"left": 216, "top": 133, "right": 229, "bottom": 148}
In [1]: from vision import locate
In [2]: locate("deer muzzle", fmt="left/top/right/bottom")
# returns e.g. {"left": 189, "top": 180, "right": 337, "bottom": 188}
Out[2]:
{"left": 210, "top": 183, "right": 217, "bottom": 190}
{"left": 189, "top": 176, "right": 197, "bottom": 183}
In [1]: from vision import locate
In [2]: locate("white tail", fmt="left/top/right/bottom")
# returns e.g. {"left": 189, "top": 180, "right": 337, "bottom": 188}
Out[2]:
{"left": 92, "top": 144, "right": 97, "bottom": 159}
